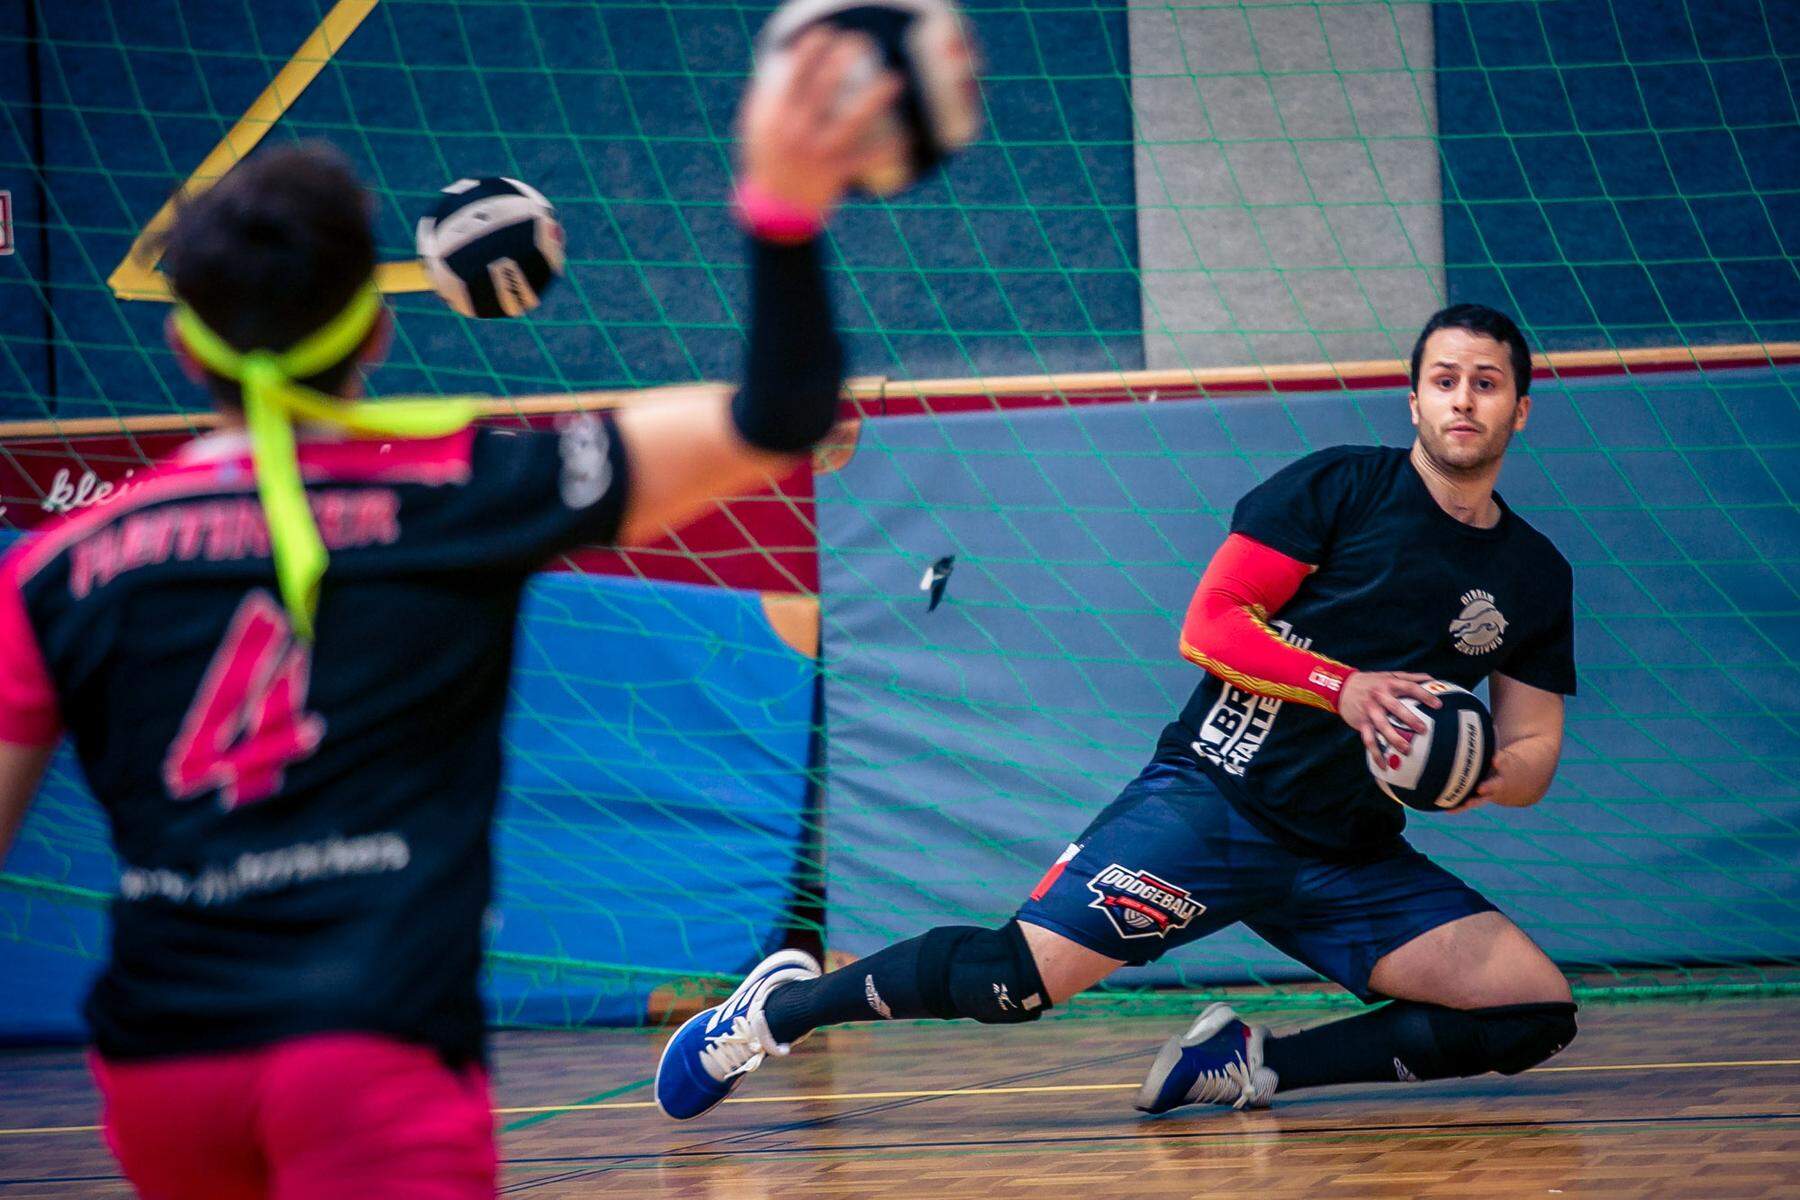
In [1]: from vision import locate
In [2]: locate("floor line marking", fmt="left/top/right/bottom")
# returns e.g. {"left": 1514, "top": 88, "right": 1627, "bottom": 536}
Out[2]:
{"left": 5, "top": 1056, "right": 1795, "bottom": 1137}
{"left": 490, "top": 1056, "right": 1800, "bottom": 1118}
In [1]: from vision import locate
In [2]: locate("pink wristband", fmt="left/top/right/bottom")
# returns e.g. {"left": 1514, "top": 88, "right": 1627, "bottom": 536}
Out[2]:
{"left": 734, "top": 179, "right": 826, "bottom": 244}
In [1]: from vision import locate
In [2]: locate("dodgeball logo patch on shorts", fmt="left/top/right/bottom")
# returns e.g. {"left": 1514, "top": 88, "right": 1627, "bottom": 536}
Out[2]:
{"left": 1086, "top": 864, "right": 1204, "bottom": 940}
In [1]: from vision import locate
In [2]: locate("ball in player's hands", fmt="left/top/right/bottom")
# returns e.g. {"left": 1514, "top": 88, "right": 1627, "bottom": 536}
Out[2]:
{"left": 416, "top": 177, "right": 564, "bottom": 319}
{"left": 756, "top": 0, "right": 982, "bottom": 196}
{"left": 1366, "top": 681, "right": 1495, "bottom": 812}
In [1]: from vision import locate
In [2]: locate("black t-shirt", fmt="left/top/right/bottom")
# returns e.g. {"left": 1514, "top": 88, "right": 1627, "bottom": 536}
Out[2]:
{"left": 1156, "top": 445, "right": 1576, "bottom": 856}
{"left": 2, "top": 418, "right": 630, "bottom": 1064}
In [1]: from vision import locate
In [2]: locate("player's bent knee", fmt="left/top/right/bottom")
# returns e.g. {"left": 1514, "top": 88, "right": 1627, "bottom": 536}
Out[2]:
{"left": 1476, "top": 1001, "right": 1578, "bottom": 1075}
{"left": 1384, "top": 1000, "right": 1577, "bottom": 1079}
{"left": 918, "top": 921, "right": 1051, "bottom": 1025}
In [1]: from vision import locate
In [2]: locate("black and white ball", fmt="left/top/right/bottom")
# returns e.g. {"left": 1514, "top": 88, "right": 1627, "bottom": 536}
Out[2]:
{"left": 756, "top": 0, "right": 982, "bottom": 196}
{"left": 416, "top": 177, "right": 564, "bottom": 318}
{"left": 1367, "top": 680, "right": 1495, "bottom": 812}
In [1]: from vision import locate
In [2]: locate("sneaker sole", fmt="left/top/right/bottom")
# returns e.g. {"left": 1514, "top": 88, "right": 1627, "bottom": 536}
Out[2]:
{"left": 1135, "top": 1031, "right": 1189, "bottom": 1113}
{"left": 1134, "top": 1003, "right": 1242, "bottom": 1115}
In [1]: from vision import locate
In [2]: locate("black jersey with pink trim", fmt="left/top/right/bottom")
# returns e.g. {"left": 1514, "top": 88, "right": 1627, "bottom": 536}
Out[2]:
{"left": 0, "top": 418, "right": 630, "bottom": 1064}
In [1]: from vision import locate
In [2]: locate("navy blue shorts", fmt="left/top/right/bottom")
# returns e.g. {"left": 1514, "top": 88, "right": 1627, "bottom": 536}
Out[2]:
{"left": 1013, "top": 761, "right": 1497, "bottom": 1000}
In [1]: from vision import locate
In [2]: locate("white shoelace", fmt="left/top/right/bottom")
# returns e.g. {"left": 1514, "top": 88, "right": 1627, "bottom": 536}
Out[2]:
{"left": 698, "top": 1014, "right": 767, "bottom": 1082}
{"left": 1185, "top": 1056, "right": 1256, "bottom": 1109}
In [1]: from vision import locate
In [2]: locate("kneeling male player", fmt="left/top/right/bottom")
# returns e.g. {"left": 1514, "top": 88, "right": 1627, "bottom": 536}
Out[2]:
{"left": 657, "top": 303, "right": 1579, "bottom": 1120}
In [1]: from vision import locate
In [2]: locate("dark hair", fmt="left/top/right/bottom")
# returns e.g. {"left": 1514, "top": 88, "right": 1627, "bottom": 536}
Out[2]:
{"left": 161, "top": 141, "right": 376, "bottom": 406}
{"left": 1408, "top": 303, "right": 1532, "bottom": 395}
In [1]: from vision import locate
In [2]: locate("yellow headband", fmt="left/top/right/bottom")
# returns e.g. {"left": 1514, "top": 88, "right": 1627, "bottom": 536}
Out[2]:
{"left": 174, "top": 283, "right": 477, "bottom": 639}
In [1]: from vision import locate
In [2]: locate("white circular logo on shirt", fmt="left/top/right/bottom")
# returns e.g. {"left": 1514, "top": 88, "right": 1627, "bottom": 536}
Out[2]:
{"left": 1450, "top": 589, "right": 1507, "bottom": 655}
{"left": 557, "top": 413, "right": 612, "bottom": 509}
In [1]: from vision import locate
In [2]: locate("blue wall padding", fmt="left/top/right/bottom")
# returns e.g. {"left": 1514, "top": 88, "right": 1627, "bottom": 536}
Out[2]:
{"left": 0, "top": 747, "right": 113, "bottom": 1042}
{"left": 0, "top": 571, "right": 814, "bottom": 1038}
{"left": 817, "top": 367, "right": 1800, "bottom": 986}
{"left": 490, "top": 573, "right": 814, "bottom": 1026}
{"left": 3, "top": 0, "right": 1140, "bottom": 420}
{"left": 1437, "top": 0, "right": 1800, "bottom": 350}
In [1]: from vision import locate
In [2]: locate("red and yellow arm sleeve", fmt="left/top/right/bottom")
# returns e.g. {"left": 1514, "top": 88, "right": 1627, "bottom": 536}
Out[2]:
{"left": 1177, "top": 533, "right": 1356, "bottom": 713}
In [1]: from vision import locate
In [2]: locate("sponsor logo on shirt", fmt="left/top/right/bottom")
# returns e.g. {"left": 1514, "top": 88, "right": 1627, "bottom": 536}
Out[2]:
{"left": 118, "top": 831, "right": 411, "bottom": 906}
{"left": 1192, "top": 619, "right": 1308, "bottom": 776}
{"left": 1086, "top": 863, "right": 1205, "bottom": 940}
{"left": 557, "top": 413, "right": 612, "bottom": 509}
{"left": 1450, "top": 589, "right": 1507, "bottom": 655}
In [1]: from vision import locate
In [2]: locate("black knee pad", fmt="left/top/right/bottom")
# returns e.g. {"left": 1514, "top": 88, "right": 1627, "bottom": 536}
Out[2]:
{"left": 1410, "top": 1001, "right": 1578, "bottom": 1078}
{"left": 1474, "top": 1002, "right": 1578, "bottom": 1075}
{"left": 916, "top": 921, "right": 1050, "bottom": 1025}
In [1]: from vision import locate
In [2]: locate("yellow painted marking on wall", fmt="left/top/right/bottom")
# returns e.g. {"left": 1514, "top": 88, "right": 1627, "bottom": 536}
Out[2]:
{"left": 105, "top": 0, "right": 426, "bottom": 302}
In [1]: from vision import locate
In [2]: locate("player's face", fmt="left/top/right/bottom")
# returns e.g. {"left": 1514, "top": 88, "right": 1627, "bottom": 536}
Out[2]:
{"left": 1408, "top": 328, "right": 1531, "bottom": 475}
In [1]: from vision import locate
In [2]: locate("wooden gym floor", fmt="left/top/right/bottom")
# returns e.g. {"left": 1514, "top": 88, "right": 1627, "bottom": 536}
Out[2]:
{"left": 1, "top": 997, "right": 1796, "bottom": 1198}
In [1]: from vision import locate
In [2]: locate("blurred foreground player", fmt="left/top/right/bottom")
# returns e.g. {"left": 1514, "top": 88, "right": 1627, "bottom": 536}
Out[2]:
{"left": 658, "top": 303, "right": 1579, "bottom": 1121}
{"left": 0, "top": 29, "right": 899, "bottom": 1199}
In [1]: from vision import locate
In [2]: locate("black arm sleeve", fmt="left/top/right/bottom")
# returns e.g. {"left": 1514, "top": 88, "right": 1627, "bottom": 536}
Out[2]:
{"left": 730, "top": 234, "right": 845, "bottom": 453}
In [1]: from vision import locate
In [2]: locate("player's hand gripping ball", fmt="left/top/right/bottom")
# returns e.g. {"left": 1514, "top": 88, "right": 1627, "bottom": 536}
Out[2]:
{"left": 1367, "top": 680, "right": 1495, "bottom": 812}
{"left": 756, "top": 0, "right": 982, "bottom": 196}
{"left": 416, "top": 177, "right": 565, "bottom": 318}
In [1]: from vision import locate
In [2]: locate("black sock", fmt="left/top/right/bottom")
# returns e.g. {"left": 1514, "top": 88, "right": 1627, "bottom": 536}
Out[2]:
{"left": 764, "top": 934, "right": 934, "bottom": 1045}
{"left": 1263, "top": 1002, "right": 1452, "bottom": 1091}
{"left": 1261, "top": 999, "right": 1577, "bottom": 1091}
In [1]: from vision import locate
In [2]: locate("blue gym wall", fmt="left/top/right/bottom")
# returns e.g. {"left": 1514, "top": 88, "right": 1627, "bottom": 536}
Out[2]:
{"left": 0, "top": 571, "right": 815, "bottom": 1040}
{"left": 0, "top": 0, "right": 1140, "bottom": 422}
{"left": 7, "top": 2, "right": 1798, "bottom": 420}
{"left": 817, "top": 368, "right": 1800, "bottom": 984}
{"left": 1437, "top": 0, "right": 1800, "bottom": 349}
{"left": 0, "top": 5, "right": 50, "bottom": 410}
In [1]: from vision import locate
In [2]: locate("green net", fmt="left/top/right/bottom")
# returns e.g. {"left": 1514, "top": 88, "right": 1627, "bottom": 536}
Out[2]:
{"left": 1, "top": 0, "right": 1797, "bottom": 1030}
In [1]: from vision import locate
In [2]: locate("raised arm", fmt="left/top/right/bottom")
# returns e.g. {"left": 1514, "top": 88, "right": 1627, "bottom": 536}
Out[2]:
{"left": 612, "top": 29, "right": 901, "bottom": 547}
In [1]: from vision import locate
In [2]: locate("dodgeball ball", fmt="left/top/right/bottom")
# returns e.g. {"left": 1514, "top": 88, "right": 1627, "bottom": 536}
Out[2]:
{"left": 1367, "top": 680, "right": 1494, "bottom": 812}
{"left": 416, "top": 177, "right": 564, "bottom": 318}
{"left": 756, "top": 0, "right": 981, "bottom": 196}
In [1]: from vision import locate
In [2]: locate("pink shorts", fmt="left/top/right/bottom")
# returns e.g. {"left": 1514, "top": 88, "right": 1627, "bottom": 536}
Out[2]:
{"left": 90, "top": 1033, "right": 496, "bottom": 1200}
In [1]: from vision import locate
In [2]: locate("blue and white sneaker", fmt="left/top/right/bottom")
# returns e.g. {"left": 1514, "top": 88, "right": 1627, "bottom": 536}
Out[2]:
{"left": 654, "top": 948, "right": 821, "bottom": 1120}
{"left": 1136, "top": 1002, "right": 1278, "bottom": 1115}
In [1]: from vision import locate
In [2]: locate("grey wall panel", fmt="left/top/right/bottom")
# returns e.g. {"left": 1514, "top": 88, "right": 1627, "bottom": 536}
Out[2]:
{"left": 1132, "top": 1, "right": 1445, "bottom": 369}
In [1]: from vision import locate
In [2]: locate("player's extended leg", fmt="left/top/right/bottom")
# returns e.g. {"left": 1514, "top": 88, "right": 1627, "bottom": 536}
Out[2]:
{"left": 1140, "top": 847, "right": 1576, "bottom": 1114}
{"left": 769, "top": 919, "right": 1122, "bottom": 1039}
{"left": 653, "top": 923, "right": 1120, "bottom": 1120}
{"left": 656, "top": 759, "right": 1274, "bottom": 1120}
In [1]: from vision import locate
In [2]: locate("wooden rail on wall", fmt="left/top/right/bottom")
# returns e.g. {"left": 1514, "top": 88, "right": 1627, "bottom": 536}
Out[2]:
{"left": 2, "top": 343, "right": 1796, "bottom": 443}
